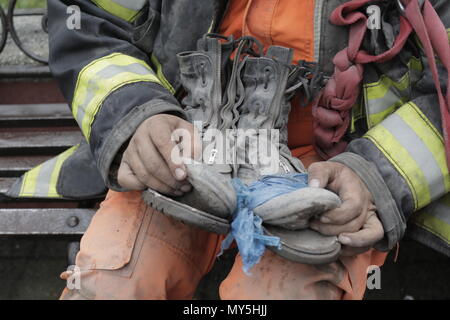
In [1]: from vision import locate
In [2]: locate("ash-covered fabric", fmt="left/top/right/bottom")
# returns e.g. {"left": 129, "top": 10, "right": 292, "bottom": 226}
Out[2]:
{"left": 220, "top": 173, "right": 309, "bottom": 273}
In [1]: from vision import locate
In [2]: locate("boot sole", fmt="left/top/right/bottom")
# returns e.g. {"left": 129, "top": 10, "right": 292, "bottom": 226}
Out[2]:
{"left": 264, "top": 226, "right": 341, "bottom": 265}
{"left": 142, "top": 188, "right": 231, "bottom": 234}
{"left": 143, "top": 189, "right": 341, "bottom": 264}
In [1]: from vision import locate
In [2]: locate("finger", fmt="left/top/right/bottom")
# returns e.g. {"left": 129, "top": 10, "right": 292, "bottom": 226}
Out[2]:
{"left": 117, "top": 161, "right": 146, "bottom": 190}
{"left": 317, "top": 168, "right": 370, "bottom": 225}
{"left": 127, "top": 149, "right": 183, "bottom": 196}
{"left": 307, "top": 162, "right": 334, "bottom": 188}
{"left": 310, "top": 210, "right": 366, "bottom": 236}
{"left": 318, "top": 198, "right": 364, "bottom": 225}
{"left": 338, "top": 214, "right": 384, "bottom": 248}
{"left": 134, "top": 134, "right": 186, "bottom": 191}
{"left": 148, "top": 118, "right": 189, "bottom": 181}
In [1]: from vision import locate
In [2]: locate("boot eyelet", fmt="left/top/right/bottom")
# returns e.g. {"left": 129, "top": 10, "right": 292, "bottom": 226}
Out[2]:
{"left": 199, "top": 62, "right": 207, "bottom": 87}
{"left": 263, "top": 66, "right": 273, "bottom": 91}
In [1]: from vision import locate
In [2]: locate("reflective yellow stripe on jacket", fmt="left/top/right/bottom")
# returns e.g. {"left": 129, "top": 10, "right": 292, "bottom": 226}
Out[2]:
{"left": 363, "top": 57, "right": 423, "bottom": 129}
{"left": 151, "top": 54, "right": 176, "bottom": 95}
{"left": 72, "top": 53, "right": 161, "bottom": 140}
{"left": 92, "top": 0, "right": 146, "bottom": 22}
{"left": 413, "top": 193, "right": 450, "bottom": 247}
{"left": 18, "top": 145, "right": 79, "bottom": 198}
{"left": 364, "top": 102, "right": 450, "bottom": 210}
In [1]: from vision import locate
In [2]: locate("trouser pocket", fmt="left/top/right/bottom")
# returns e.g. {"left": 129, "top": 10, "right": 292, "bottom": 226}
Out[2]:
{"left": 75, "top": 190, "right": 147, "bottom": 273}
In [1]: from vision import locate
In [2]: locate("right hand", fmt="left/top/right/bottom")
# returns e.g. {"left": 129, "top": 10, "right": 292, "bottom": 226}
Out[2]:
{"left": 118, "top": 114, "right": 202, "bottom": 196}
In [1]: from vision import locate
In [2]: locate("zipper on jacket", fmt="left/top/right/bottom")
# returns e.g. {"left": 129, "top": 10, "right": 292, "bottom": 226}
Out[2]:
{"left": 313, "top": 0, "right": 325, "bottom": 64}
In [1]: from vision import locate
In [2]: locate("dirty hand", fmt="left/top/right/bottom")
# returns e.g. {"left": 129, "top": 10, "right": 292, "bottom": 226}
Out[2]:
{"left": 307, "top": 161, "right": 384, "bottom": 254}
{"left": 118, "top": 114, "right": 202, "bottom": 196}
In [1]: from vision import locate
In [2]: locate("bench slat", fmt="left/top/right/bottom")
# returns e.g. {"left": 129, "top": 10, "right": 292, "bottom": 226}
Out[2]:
{"left": 0, "top": 178, "right": 15, "bottom": 195}
{"left": 0, "top": 208, "right": 95, "bottom": 235}
{"left": 0, "top": 156, "right": 52, "bottom": 177}
{"left": 0, "top": 104, "right": 75, "bottom": 127}
{"left": 0, "top": 130, "right": 83, "bottom": 155}
{"left": 0, "top": 65, "right": 52, "bottom": 78}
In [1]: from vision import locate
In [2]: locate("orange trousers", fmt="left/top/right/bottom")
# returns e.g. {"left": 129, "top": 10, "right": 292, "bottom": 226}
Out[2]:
{"left": 60, "top": 188, "right": 387, "bottom": 300}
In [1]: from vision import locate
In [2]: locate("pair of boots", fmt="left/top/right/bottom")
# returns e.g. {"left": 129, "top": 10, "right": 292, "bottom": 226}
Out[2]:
{"left": 143, "top": 34, "right": 341, "bottom": 265}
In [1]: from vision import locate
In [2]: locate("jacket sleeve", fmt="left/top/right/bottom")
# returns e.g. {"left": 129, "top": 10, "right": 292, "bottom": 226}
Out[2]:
{"left": 330, "top": 0, "right": 450, "bottom": 252}
{"left": 47, "top": 0, "right": 186, "bottom": 190}
{"left": 332, "top": 94, "right": 447, "bottom": 251}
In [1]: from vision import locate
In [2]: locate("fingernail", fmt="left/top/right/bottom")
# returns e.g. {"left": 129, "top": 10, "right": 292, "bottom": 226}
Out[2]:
{"left": 175, "top": 168, "right": 186, "bottom": 180}
{"left": 180, "top": 184, "right": 192, "bottom": 193}
{"left": 320, "top": 216, "right": 331, "bottom": 223}
{"left": 309, "top": 179, "right": 320, "bottom": 188}
{"left": 339, "top": 235, "right": 351, "bottom": 245}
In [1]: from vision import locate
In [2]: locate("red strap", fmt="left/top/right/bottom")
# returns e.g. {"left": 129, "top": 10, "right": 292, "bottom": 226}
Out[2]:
{"left": 313, "top": 0, "right": 413, "bottom": 158}
{"left": 403, "top": 0, "right": 450, "bottom": 168}
{"left": 313, "top": 0, "right": 450, "bottom": 169}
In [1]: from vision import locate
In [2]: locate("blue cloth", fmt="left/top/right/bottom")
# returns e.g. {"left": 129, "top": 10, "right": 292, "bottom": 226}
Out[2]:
{"left": 219, "top": 173, "right": 309, "bottom": 274}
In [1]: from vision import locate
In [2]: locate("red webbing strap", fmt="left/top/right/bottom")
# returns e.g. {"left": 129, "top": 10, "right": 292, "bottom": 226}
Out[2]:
{"left": 403, "top": 0, "right": 450, "bottom": 169}
{"left": 313, "top": 0, "right": 450, "bottom": 170}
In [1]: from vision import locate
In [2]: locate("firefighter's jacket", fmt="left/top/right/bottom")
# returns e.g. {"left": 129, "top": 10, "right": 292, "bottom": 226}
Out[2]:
{"left": 7, "top": 0, "right": 450, "bottom": 257}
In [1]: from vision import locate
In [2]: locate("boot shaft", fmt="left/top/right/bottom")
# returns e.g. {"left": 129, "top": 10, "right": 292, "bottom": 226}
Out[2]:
{"left": 177, "top": 36, "right": 311, "bottom": 180}
{"left": 238, "top": 46, "right": 293, "bottom": 139}
{"left": 177, "top": 35, "right": 234, "bottom": 131}
{"left": 235, "top": 46, "right": 309, "bottom": 181}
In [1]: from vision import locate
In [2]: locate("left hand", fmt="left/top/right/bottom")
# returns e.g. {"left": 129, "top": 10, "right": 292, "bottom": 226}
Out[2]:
{"left": 307, "top": 161, "right": 384, "bottom": 255}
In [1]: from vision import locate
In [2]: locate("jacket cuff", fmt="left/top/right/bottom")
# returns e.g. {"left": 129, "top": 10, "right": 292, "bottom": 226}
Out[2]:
{"left": 96, "top": 99, "right": 186, "bottom": 191}
{"left": 329, "top": 152, "right": 406, "bottom": 251}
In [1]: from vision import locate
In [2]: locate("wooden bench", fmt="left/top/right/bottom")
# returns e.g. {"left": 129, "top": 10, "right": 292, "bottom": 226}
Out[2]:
{"left": 0, "top": 101, "right": 100, "bottom": 264}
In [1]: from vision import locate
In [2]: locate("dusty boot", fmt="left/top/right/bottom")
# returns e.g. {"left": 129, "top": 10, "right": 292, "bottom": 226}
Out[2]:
{"left": 234, "top": 46, "right": 342, "bottom": 264}
{"left": 142, "top": 35, "right": 237, "bottom": 234}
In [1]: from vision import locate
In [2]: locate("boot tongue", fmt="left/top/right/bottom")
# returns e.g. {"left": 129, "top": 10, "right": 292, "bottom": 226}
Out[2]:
{"left": 196, "top": 36, "right": 218, "bottom": 52}
{"left": 265, "top": 46, "right": 294, "bottom": 65}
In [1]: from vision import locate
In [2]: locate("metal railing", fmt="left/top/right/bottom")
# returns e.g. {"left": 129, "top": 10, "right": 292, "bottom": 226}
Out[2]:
{"left": 0, "top": 0, "right": 48, "bottom": 64}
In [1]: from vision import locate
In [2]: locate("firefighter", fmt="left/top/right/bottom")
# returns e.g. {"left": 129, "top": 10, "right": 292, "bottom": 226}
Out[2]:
{"left": 13, "top": 0, "right": 448, "bottom": 299}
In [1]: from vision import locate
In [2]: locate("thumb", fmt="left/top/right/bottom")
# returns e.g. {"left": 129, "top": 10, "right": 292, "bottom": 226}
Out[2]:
{"left": 307, "top": 162, "right": 333, "bottom": 188}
